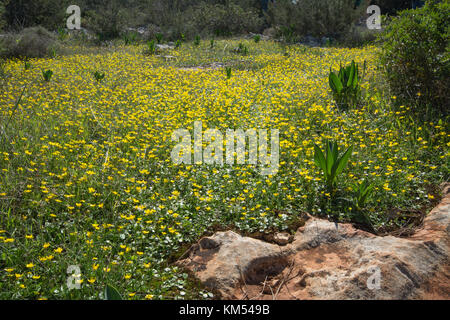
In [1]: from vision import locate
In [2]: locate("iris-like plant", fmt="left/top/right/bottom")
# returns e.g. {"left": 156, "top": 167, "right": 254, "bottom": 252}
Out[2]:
{"left": 352, "top": 179, "right": 374, "bottom": 210}
{"left": 225, "top": 67, "right": 232, "bottom": 79}
{"left": 175, "top": 39, "right": 182, "bottom": 49}
{"left": 329, "top": 60, "right": 363, "bottom": 109}
{"left": 233, "top": 43, "right": 248, "bottom": 55}
{"left": 93, "top": 71, "right": 105, "bottom": 82}
{"left": 194, "top": 35, "right": 201, "bottom": 46}
{"left": 123, "top": 32, "right": 137, "bottom": 45}
{"left": 146, "top": 40, "right": 157, "bottom": 55}
{"left": 155, "top": 33, "right": 163, "bottom": 44}
{"left": 42, "top": 69, "right": 53, "bottom": 82}
{"left": 254, "top": 35, "right": 261, "bottom": 43}
{"left": 314, "top": 140, "right": 353, "bottom": 191}
{"left": 57, "top": 28, "right": 68, "bottom": 41}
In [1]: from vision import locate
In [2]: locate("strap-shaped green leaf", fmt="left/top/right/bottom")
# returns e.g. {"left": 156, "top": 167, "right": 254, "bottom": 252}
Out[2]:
{"left": 332, "top": 145, "right": 353, "bottom": 181}
{"left": 314, "top": 144, "right": 327, "bottom": 173}
{"left": 326, "top": 141, "right": 334, "bottom": 176}
{"left": 347, "top": 61, "right": 355, "bottom": 88}
{"left": 105, "top": 285, "right": 122, "bottom": 300}
{"left": 329, "top": 72, "right": 343, "bottom": 94}
{"left": 331, "top": 141, "right": 338, "bottom": 166}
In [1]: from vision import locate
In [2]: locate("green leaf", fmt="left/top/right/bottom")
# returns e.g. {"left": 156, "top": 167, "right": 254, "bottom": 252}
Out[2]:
{"left": 314, "top": 144, "right": 327, "bottom": 173}
{"left": 329, "top": 72, "right": 343, "bottom": 94}
{"left": 331, "top": 141, "right": 339, "bottom": 166}
{"left": 105, "top": 285, "right": 122, "bottom": 300}
{"left": 326, "top": 141, "right": 334, "bottom": 176}
{"left": 347, "top": 61, "right": 355, "bottom": 88}
{"left": 334, "top": 145, "right": 353, "bottom": 179}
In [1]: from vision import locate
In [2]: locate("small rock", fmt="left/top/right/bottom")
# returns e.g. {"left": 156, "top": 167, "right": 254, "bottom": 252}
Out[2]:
{"left": 156, "top": 44, "right": 174, "bottom": 50}
{"left": 274, "top": 232, "right": 291, "bottom": 245}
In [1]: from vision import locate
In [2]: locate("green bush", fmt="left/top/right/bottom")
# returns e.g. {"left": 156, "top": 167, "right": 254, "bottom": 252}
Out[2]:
{"left": 0, "top": 26, "right": 58, "bottom": 59}
{"left": 371, "top": 0, "right": 419, "bottom": 14}
{"left": 86, "top": 0, "right": 126, "bottom": 41}
{"left": 339, "top": 25, "right": 380, "bottom": 48}
{"left": 379, "top": 0, "right": 449, "bottom": 115}
{"left": 185, "top": 2, "right": 264, "bottom": 38}
{"left": 4, "top": 0, "right": 67, "bottom": 30}
{"left": 0, "top": 0, "right": 6, "bottom": 31}
{"left": 267, "top": 0, "right": 368, "bottom": 40}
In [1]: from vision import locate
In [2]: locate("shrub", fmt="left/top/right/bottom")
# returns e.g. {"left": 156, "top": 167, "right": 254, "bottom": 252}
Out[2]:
{"left": 379, "top": 0, "right": 449, "bottom": 115}
{"left": 267, "top": 0, "right": 368, "bottom": 40}
{"left": 185, "top": 2, "right": 264, "bottom": 38}
{"left": 339, "top": 25, "right": 380, "bottom": 48}
{"left": 371, "top": 0, "right": 422, "bottom": 14}
{"left": 86, "top": 0, "right": 125, "bottom": 41}
{"left": 0, "top": 26, "right": 58, "bottom": 59}
{"left": 0, "top": 0, "right": 6, "bottom": 31}
{"left": 4, "top": 0, "right": 66, "bottom": 30}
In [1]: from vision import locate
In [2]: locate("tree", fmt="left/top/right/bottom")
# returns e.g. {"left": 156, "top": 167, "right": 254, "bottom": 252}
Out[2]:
{"left": 4, "top": 0, "right": 69, "bottom": 30}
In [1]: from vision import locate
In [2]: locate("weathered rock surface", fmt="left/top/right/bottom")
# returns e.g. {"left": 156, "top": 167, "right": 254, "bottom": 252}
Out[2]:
{"left": 274, "top": 232, "right": 292, "bottom": 246}
{"left": 178, "top": 184, "right": 450, "bottom": 300}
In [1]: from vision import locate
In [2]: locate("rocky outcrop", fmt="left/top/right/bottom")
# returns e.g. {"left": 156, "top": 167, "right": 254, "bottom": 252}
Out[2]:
{"left": 178, "top": 184, "right": 450, "bottom": 300}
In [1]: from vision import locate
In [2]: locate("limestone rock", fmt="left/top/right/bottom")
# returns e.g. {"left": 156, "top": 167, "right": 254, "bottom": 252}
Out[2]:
{"left": 274, "top": 232, "right": 292, "bottom": 246}
{"left": 178, "top": 184, "right": 450, "bottom": 300}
